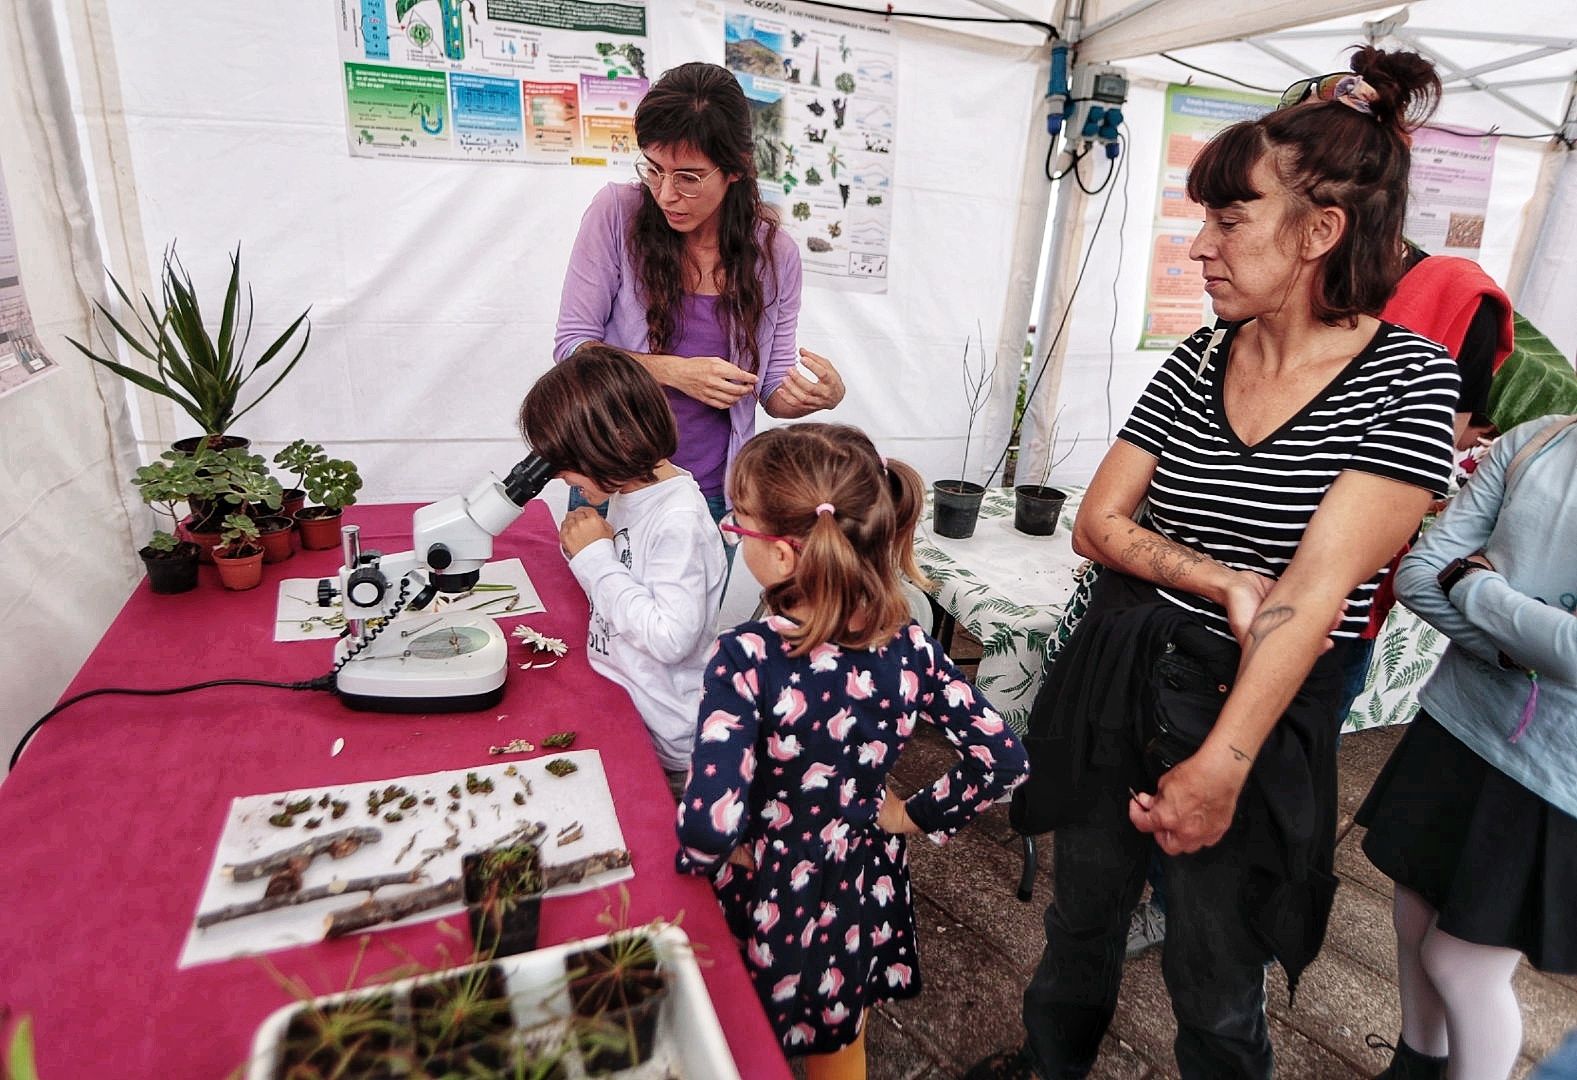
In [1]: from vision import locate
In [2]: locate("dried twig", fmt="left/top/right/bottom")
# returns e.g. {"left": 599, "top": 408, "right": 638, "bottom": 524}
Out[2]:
{"left": 542, "top": 848, "right": 630, "bottom": 888}
{"left": 224, "top": 828, "right": 381, "bottom": 882}
{"left": 323, "top": 878, "right": 462, "bottom": 938}
{"left": 196, "top": 871, "right": 421, "bottom": 929}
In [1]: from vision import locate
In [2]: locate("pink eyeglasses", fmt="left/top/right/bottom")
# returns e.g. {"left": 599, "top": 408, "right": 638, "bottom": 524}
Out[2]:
{"left": 719, "top": 511, "right": 802, "bottom": 551}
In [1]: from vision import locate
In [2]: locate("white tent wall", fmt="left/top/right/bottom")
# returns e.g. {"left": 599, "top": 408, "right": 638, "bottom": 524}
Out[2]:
{"left": 0, "top": 1, "right": 144, "bottom": 760}
{"left": 92, "top": 1, "right": 1044, "bottom": 497}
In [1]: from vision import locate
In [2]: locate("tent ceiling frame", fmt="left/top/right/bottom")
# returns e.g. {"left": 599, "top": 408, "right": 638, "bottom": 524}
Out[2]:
{"left": 1452, "top": 45, "right": 1571, "bottom": 83}
{"left": 1076, "top": 0, "right": 1166, "bottom": 44}
{"left": 1445, "top": 75, "right": 1577, "bottom": 94}
{"left": 1267, "top": 27, "right": 1577, "bottom": 49}
{"left": 1247, "top": 38, "right": 1319, "bottom": 77}
{"left": 1392, "top": 27, "right": 1561, "bottom": 130}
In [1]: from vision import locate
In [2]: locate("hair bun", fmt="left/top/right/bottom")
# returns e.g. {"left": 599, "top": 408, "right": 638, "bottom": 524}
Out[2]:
{"left": 1350, "top": 46, "right": 1441, "bottom": 133}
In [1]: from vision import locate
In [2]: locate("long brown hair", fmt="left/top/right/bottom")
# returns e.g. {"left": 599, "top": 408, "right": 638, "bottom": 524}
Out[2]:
{"left": 729, "top": 424, "right": 928, "bottom": 655}
{"left": 631, "top": 61, "right": 780, "bottom": 374}
{"left": 517, "top": 345, "right": 677, "bottom": 491}
{"left": 1187, "top": 47, "right": 1441, "bottom": 325}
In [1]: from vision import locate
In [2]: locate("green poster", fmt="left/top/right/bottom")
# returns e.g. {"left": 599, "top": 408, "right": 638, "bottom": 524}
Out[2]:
{"left": 344, "top": 63, "right": 450, "bottom": 152}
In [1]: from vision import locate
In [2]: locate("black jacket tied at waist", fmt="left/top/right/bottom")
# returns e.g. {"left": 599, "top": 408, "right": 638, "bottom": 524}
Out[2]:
{"left": 1010, "top": 567, "right": 1357, "bottom": 999}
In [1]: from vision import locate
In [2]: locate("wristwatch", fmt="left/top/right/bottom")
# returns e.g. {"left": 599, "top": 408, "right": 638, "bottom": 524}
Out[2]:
{"left": 1437, "top": 556, "right": 1489, "bottom": 599}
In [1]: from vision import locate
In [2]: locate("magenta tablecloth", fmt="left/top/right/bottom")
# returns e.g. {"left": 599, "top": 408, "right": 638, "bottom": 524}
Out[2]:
{"left": 0, "top": 502, "right": 788, "bottom": 1079}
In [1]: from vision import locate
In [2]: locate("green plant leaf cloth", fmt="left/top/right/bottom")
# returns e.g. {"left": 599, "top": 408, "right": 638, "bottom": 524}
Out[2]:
{"left": 1489, "top": 312, "right": 1577, "bottom": 432}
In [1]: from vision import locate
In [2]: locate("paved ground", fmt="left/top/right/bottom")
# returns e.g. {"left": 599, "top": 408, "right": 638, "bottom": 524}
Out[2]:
{"left": 844, "top": 721, "right": 1577, "bottom": 1080}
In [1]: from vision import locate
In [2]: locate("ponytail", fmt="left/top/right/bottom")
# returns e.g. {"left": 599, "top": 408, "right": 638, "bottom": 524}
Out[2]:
{"left": 729, "top": 424, "right": 920, "bottom": 655}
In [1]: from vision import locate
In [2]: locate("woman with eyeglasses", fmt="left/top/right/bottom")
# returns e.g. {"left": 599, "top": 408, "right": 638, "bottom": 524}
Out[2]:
{"left": 969, "top": 48, "right": 1460, "bottom": 1080}
{"left": 555, "top": 61, "right": 846, "bottom": 523}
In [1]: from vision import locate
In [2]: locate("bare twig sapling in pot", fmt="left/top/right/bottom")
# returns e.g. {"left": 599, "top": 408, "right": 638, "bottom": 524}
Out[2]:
{"left": 933, "top": 326, "right": 998, "bottom": 539}
{"left": 1014, "top": 405, "right": 1074, "bottom": 536}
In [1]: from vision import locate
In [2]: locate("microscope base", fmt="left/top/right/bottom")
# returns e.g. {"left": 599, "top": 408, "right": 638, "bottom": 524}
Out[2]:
{"left": 332, "top": 614, "right": 509, "bottom": 713}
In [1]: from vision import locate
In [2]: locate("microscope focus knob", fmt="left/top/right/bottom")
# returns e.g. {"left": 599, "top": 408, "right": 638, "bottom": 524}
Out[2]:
{"left": 316, "top": 578, "right": 338, "bottom": 607}
{"left": 346, "top": 567, "right": 386, "bottom": 609}
{"left": 427, "top": 543, "right": 453, "bottom": 570}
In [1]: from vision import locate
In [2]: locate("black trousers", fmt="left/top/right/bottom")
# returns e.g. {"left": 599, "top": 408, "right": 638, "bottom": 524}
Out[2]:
{"left": 1020, "top": 767, "right": 1275, "bottom": 1079}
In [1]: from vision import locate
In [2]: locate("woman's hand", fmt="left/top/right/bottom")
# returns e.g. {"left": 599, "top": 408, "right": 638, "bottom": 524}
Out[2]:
{"left": 766, "top": 349, "right": 847, "bottom": 418}
{"left": 1128, "top": 743, "right": 1249, "bottom": 854}
{"left": 648, "top": 353, "right": 758, "bottom": 409}
{"left": 1221, "top": 570, "right": 1276, "bottom": 645}
{"left": 878, "top": 789, "right": 920, "bottom": 835}
{"left": 559, "top": 507, "right": 614, "bottom": 558}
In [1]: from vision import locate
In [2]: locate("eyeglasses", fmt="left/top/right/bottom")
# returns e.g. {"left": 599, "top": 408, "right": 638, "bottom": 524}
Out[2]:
{"left": 1278, "top": 72, "right": 1351, "bottom": 110}
{"left": 634, "top": 158, "right": 721, "bottom": 199}
{"left": 719, "top": 511, "right": 801, "bottom": 550}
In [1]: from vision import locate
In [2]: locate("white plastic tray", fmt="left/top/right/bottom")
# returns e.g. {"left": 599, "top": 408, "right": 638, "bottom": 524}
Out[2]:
{"left": 246, "top": 925, "right": 738, "bottom": 1080}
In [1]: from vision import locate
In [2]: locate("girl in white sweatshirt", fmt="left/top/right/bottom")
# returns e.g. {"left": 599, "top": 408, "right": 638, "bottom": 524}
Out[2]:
{"left": 518, "top": 346, "right": 727, "bottom": 782}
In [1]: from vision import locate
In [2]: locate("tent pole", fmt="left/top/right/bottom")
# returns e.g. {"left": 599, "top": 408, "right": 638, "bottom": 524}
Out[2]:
{"left": 1506, "top": 75, "right": 1577, "bottom": 341}
{"left": 1015, "top": 0, "right": 1090, "bottom": 484}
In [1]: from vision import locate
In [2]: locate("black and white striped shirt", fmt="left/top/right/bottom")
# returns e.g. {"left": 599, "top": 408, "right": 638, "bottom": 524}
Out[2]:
{"left": 1118, "top": 321, "right": 1459, "bottom": 639}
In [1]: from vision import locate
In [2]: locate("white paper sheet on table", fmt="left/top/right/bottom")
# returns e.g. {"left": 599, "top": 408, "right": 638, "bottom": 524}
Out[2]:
{"left": 273, "top": 557, "right": 545, "bottom": 642}
{"left": 179, "top": 750, "right": 631, "bottom": 967}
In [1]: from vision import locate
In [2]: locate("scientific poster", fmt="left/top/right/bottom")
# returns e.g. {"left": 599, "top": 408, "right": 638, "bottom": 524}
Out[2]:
{"left": 1139, "top": 84, "right": 1275, "bottom": 350}
{"left": 0, "top": 152, "right": 58, "bottom": 399}
{"left": 724, "top": 0, "right": 897, "bottom": 292}
{"left": 335, "top": 0, "right": 651, "bottom": 165}
{"left": 1405, "top": 126, "right": 1498, "bottom": 256}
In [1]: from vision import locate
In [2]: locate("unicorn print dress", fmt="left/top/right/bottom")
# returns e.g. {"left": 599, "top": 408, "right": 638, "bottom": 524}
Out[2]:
{"left": 675, "top": 615, "right": 1029, "bottom": 1054}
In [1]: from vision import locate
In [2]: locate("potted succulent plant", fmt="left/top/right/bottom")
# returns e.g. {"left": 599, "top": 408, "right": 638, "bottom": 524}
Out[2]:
{"left": 295, "top": 456, "right": 363, "bottom": 550}
{"left": 65, "top": 243, "right": 311, "bottom": 451}
{"left": 212, "top": 514, "right": 265, "bottom": 590}
{"left": 933, "top": 328, "right": 997, "bottom": 539}
{"left": 130, "top": 449, "right": 207, "bottom": 594}
{"left": 184, "top": 447, "right": 285, "bottom": 563}
{"left": 273, "top": 439, "right": 325, "bottom": 525}
{"left": 462, "top": 841, "right": 544, "bottom": 959}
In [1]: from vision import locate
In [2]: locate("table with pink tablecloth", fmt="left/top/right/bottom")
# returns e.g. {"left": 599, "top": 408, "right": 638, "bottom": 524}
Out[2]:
{"left": 0, "top": 501, "right": 788, "bottom": 1079}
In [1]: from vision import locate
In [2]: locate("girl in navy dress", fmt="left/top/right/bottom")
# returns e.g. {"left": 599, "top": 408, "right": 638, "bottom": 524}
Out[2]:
{"left": 675, "top": 423, "right": 1029, "bottom": 1079}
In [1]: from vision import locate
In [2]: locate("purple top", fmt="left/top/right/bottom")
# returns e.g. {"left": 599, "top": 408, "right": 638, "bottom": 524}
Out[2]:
{"left": 554, "top": 181, "right": 804, "bottom": 500}
{"left": 667, "top": 294, "right": 732, "bottom": 497}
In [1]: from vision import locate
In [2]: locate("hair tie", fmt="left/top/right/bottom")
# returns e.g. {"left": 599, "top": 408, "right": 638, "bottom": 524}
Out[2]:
{"left": 1325, "top": 74, "right": 1378, "bottom": 115}
{"left": 815, "top": 502, "right": 836, "bottom": 517}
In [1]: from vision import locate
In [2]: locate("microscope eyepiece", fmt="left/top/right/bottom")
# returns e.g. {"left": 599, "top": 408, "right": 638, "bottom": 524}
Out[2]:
{"left": 503, "top": 453, "right": 556, "bottom": 507}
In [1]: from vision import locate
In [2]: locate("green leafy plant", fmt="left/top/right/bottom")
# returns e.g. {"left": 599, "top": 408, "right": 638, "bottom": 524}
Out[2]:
{"left": 204, "top": 447, "right": 284, "bottom": 520}
{"left": 66, "top": 244, "right": 311, "bottom": 440}
{"left": 1488, "top": 311, "right": 1577, "bottom": 433}
{"left": 131, "top": 447, "right": 214, "bottom": 552}
{"left": 274, "top": 440, "right": 326, "bottom": 495}
{"left": 216, "top": 513, "right": 261, "bottom": 558}
{"left": 302, "top": 457, "right": 363, "bottom": 513}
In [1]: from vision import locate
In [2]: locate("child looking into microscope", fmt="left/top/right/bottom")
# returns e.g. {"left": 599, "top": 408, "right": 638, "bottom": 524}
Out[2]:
{"left": 518, "top": 345, "right": 727, "bottom": 785}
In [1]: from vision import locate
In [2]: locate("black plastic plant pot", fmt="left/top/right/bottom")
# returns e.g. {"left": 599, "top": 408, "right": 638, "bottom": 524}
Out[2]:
{"left": 462, "top": 850, "right": 543, "bottom": 958}
{"left": 1013, "top": 485, "right": 1067, "bottom": 536}
{"left": 570, "top": 990, "right": 667, "bottom": 1076}
{"left": 140, "top": 542, "right": 200, "bottom": 594}
{"left": 410, "top": 964, "right": 515, "bottom": 1073}
{"left": 932, "top": 480, "right": 986, "bottom": 539}
{"left": 276, "top": 996, "right": 400, "bottom": 1079}
{"left": 171, "top": 434, "right": 250, "bottom": 455}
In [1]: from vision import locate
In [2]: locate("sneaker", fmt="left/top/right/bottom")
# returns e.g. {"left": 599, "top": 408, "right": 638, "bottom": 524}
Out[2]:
{"left": 962, "top": 1046, "right": 1041, "bottom": 1080}
{"left": 1125, "top": 899, "right": 1166, "bottom": 959}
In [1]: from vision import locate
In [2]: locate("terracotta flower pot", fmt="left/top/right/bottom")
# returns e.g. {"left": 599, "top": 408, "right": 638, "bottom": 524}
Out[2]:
{"left": 214, "top": 545, "right": 265, "bottom": 590}
{"left": 280, "top": 489, "right": 307, "bottom": 525}
{"left": 256, "top": 515, "right": 296, "bottom": 564}
{"left": 295, "top": 507, "right": 344, "bottom": 550}
{"left": 180, "top": 513, "right": 225, "bottom": 564}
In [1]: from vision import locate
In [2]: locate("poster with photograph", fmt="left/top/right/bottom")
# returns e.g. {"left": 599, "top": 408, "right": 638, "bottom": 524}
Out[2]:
{"left": 1139, "top": 84, "right": 1275, "bottom": 350}
{"left": 724, "top": 0, "right": 897, "bottom": 292}
{"left": 0, "top": 151, "right": 58, "bottom": 400}
{"left": 1405, "top": 126, "right": 1498, "bottom": 256}
{"left": 335, "top": 0, "right": 650, "bottom": 166}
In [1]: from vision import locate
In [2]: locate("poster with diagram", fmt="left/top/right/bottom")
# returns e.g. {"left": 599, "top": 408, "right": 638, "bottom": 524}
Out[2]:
{"left": 0, "top": 151, "right": 58, "bottom": 400}
{"left": 1405, "top": 126, "right": 1498, "bottom": 257}
{"left": 335, "top": 0, "right": 650, "bottom": 165}
{"left": 724, "top": 0, "right": 897, "bottom": 292}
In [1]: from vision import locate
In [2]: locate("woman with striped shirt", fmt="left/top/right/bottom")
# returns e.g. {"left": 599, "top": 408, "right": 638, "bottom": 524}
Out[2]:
{"left": 971, "top": 48, "right": 1459, "bottom": 1080}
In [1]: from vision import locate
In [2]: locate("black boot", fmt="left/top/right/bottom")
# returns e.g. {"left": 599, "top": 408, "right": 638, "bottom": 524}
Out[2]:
{"left": 1367, "top": 1034, "right": 1448, "bottom": 1079}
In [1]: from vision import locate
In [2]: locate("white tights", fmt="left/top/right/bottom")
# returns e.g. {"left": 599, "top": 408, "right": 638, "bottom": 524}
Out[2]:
{"left": 1393, "top": 884, "right": 1524, "bottom": 1079}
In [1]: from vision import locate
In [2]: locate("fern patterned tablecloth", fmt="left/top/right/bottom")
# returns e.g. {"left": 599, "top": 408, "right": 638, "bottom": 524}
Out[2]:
{"left": 917, "top": 486, "right": 1444, "bottom": 734}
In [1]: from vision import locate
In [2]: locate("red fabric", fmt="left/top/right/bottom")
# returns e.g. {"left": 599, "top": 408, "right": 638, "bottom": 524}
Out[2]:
{"left": 1380, "top": 254, "right": 1514, "bottom": 372}
{"left": 0, "top": 502, "right": 788, "bottom": 1079}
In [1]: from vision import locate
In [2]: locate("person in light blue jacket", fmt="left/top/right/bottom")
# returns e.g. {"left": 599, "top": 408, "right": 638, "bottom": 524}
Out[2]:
{"left": 1358, "top": 415, "right": 1577, "bottom": 1080}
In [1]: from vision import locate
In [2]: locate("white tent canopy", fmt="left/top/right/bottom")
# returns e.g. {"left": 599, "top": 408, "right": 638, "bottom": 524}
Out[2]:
{"left": 0, "top": 0, "right": 1572, "bottom": 756}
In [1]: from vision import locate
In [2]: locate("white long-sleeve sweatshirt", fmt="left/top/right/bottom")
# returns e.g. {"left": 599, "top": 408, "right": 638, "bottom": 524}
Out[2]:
{"left": 566, "top": 469, "right": 727, "bottom": 771}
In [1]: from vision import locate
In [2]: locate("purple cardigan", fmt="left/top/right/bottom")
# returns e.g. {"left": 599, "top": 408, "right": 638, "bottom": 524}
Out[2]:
{"left": 554, "top": 181, "right": 804, "bottom": 481}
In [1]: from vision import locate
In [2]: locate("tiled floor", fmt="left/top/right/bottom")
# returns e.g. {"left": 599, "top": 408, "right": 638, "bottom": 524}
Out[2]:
{"left": 855, "top": 721, "right": 1577, "bottom": 1079}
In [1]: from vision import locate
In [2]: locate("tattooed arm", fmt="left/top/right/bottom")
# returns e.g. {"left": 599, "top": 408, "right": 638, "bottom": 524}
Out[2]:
{"left": 1130, "top": 470, "right": 1434, "bottom": 854}
{"left": 1072, "top": 441, "right": 1272, "bottom": 625}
